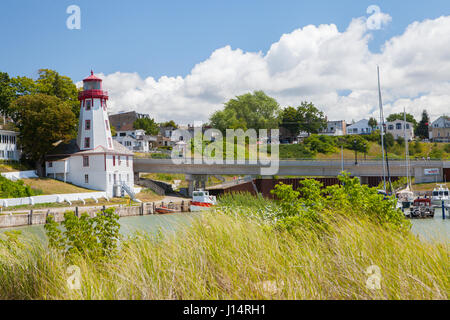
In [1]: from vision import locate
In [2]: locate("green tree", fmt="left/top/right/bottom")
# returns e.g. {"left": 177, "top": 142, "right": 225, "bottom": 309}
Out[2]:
{"left": 10, "top": 76, "right": 37, "bottom": 97}
{"left": 296, "top": 102, "right": 326, "bottom": 136}
{"left": 415, "top": 110, "right": 430, "bottom": 140}
{"left": 10, "top": 94, "right": 77, "bottom": 174}
{"left": 134, "top": 117, "right": 159, "bottom": 135}
{"left": 386, "top": 112, "right": 417, "bottom": 128}
{"left": 280, "top": 106, "right": 301, "bottom": 136}
{"left": 160, "top": 120, "right": 178, "bottom": 128}
{"left": 368, "top": 117, "right": 378, "bottom": 130}
{"left": 35, "top": 69, "right": 79, "bottom": 117}
{"left": 0, "top": 72, "right": 15, "bottom": 118}
{"left": 209, "top": 91, "right": 280, "bottom": 133}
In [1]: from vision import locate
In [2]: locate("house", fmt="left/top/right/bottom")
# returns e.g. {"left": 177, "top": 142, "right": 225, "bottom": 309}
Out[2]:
{"left": 385, "top": 119, "right": 414, "bottom": 141}
{"left": 346, "top": 119, "right": 374, "bottom": 135}
{"left": 45, "top": 71, "right": 134, "bottom": 197}
{"left": 320, "top": 120, "right": 347, "bottom": 136}
{"left": 109, "top": 111, "right": 150, "bottom": 132}
{"left": 0, "top": 130, "right": 20, "bottom": 161}
{"left": 114, "top": 129, "right": 157, "bottom": 152}
{"left": 429, "top": 116, "right": 450, "bottom": 142}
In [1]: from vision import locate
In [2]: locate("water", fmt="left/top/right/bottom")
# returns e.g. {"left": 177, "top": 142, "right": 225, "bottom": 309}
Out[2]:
{"left": 409, "top": 208, "right": 450, "bottom": 242}
{"left": 1, "top": 210, "right": 448, "bottom": 243}
{"left": 0, "top": 212, "right": 200, "bottom": 242}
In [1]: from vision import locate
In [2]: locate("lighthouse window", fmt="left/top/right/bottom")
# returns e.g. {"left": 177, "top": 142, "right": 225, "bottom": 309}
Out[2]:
{"left": 85, "top": 120, "right": 91, "bottom": 130}
{"left": 118, "top": 156, "right": 121, "bottom": 165}
{"left": 85, "top": 174, "right": 89, "bottom": 184}
{"left": 108, "top": 137, "right": 112, "bottom": 149}
{"left": 86, "top": 100, "right": 91, "bottom": 110}
{"left": 84, "top": 137, "right": 90, "bottom": 148}
{"left": 113, "top": 155, "right": 116, "bottom": 166}
{"left": 126, "top": 156, "right": 129, "bottom": 167}
{"left": 105, "top": 120, "right": 109, "bottom": 130}
{"left": 83, "top": 156, "right": 89, "bottom": 167}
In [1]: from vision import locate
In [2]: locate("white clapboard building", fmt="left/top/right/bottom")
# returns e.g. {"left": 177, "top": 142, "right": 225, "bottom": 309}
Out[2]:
{"left": 45, "top": 71, "right": 134, "bottom": 197}
{"left": 0, "top": 130, "right": 20, "bottom": 161}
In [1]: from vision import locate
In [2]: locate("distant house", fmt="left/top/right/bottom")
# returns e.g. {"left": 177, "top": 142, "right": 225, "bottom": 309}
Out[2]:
{"left": 346, "top": 119, "right": 374, "bottom": 135}
{"left": 108, "top": 111, "right": 150, "bottom": 132}
{"left": 385, "top": 119, "right": 414, "bottom": 141}
{"left": 429, "top": 116, "right": 450, "bottom": 142}
{"left": 114, "top": 129, "right": 157, "bottom": 153}
{"left": 0, "top": 130, "right": 20, "bottom": 161}
{"left": 320, "top": 120, "right": 347, "bottom": 136}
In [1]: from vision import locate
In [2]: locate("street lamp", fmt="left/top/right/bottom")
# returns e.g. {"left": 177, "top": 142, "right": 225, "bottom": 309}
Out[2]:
{"left": 353, "top": 139, "right": 358, "bottom": 165}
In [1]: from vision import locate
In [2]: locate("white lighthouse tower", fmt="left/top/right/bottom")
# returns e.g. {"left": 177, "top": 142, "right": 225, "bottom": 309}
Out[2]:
{"left": 77, "top": 71, "right": 114, "bottom": 150}
{"left": 45, "top": 71, "right": 135, "bottom": 197}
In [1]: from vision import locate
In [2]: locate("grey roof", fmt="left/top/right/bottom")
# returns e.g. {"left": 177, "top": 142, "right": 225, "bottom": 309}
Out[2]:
{"left": 46, "top": 138, "right": 133, "bottom": 160}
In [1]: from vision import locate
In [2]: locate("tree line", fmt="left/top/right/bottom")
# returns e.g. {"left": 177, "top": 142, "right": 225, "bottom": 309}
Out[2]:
{"left": 209, "top": 90, "right": 432, "bottom": 140}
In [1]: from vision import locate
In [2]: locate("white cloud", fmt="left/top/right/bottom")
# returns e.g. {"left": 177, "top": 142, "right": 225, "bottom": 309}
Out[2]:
{"left": 84, "top": 14, "right": 450, "bottom": 124}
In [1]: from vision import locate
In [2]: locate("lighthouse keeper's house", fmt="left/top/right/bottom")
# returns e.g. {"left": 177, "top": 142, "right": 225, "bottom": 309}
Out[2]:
{"left": 45, "top": 71, "right": 134, "bottom": 197}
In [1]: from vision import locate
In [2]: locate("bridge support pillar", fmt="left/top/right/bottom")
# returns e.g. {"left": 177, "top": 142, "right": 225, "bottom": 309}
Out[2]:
{"left": 186, "top": 174, "right": 208, "bottom": 196}
{"left": 359, "top": 176, "right": 369, "bottom": 185}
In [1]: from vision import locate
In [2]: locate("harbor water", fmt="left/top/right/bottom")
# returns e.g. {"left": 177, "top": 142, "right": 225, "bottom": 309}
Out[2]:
{"left": 1, "top": 209, "right": 449, "bottom": 243}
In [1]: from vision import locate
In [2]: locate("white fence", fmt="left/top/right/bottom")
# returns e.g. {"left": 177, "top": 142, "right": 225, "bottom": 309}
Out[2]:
{"left": 1, "top": 170, "right": 38, "bottom": 181}
{"left": 1, "top": 192, "right": 109, "bottom": 208}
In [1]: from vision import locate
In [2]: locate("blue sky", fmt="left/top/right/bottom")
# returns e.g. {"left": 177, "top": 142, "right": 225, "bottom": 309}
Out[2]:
{"left": 1, "top": 0, "right": 449, "bottom": 82}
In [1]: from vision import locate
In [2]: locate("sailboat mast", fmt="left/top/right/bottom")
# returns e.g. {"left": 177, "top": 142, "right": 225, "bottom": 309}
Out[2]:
{"left": 377, "top": 66, "right": 387, "bottom": 191}
{"left": 403, "top": 108, "right": 410, "bottom": 188}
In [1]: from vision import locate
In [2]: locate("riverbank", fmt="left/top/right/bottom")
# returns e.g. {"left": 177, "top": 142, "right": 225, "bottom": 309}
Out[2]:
{"left": 0, "top": 199, "right": 190, "bottom": 228}
{"left": 0, "top": 210, "right": 447, "bottom": 299}
{"left": 0, "top": 175, "right": 447, "bottom": 300}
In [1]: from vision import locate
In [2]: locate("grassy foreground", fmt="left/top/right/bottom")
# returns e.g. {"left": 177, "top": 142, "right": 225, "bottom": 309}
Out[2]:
{"left": 0, "top": 210, "right": 447, "bottom": 299}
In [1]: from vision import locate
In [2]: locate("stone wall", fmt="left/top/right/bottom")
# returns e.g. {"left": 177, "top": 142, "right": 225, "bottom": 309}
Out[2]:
{"left": 0, "top": 201, "right": 190, "bottom": 229}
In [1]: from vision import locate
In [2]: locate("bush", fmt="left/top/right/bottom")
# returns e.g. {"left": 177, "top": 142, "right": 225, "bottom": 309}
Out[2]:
{"left": 429, "top": 146, "right": 444, "bottom": 159}
{"left": 270, "top": 173, "right": 409, "bottom": 234}
{"left": 444, "top": 143, "right": 450, "bottom": 153}
{"left": 0, "top": 176, "right": 41, "bottom": 198}
{"left": 279, "top": 144, "right": 315, "bottom": 159}
{"left": 44, "top": 208, "right": 120, "bottom": 261}
{"left": 303, "top": 135, "right": 336, "bottom": 154}
{"left": 150, "top": 153, "right": 170, "bottom": 159}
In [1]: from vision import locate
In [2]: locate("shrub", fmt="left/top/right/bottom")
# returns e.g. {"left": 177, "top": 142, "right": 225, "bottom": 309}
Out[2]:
{"left": 44, "top": 208, "right": 120, "bottom": 261}
{"left": 429, "top": 146, "right": 444, "bottom": 159}
{"left": 0, "top": 176, "right": 41, "bottom": 198}
{"left": 303, "top": 135, "right": 336, "bottom": 154}
{"left": 444, "top": 143, "right": 450, "bottom": 153}
{"left": 270, "top": 173, "right": 409, "bottom": 235}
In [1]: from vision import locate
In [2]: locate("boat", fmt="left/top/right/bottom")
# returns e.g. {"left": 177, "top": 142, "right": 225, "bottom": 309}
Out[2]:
{"left": 431, "top": 184, "right": 450, "bottom": 207}
{"left": 190, "top": 190, "right": 217, "bottom": 212}
{"left": 155, "top": 202, "right": 177, "bottom": 214}
{"left": 407, "top": 198, "right": 435, "bottom": 219}
{"left": 396, "top": 108, "right": 414, "bottom": 209}
{"left": 396, "top": 187, "right": 414, "bottom": 209}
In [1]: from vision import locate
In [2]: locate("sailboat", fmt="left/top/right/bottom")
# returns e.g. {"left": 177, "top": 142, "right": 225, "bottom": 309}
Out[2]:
{"left": 396, "top": 108, "right": 415, "bottom": 209}
{"left": 376, "top": 66, "right": 389, "bottom": 198}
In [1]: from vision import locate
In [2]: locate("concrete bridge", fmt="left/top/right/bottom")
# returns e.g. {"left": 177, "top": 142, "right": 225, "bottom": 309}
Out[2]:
{"left": 134, "top": 158, "right": 450, "bottom": 192}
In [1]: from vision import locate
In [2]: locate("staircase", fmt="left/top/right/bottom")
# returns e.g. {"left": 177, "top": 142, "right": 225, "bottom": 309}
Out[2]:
{"left": 121, "top": 182, "right": 141, "bottom": 202}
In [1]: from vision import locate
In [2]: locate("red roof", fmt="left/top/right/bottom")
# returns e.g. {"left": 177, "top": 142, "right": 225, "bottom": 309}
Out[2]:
{"left": 83, "top": 70, "right": 102, "bottom": 82}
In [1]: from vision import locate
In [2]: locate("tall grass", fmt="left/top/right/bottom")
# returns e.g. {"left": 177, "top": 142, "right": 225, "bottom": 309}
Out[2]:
{"left": 0, "top": 208, "right": 447, "bottom": 299}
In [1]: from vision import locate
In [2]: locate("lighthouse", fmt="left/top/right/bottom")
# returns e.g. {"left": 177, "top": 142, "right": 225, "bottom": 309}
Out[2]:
{"left": 77, "top": 71, "right": 113, "bottom": 150}
{"left": 45, "top": 71, "right": 135, "bottom": 197}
